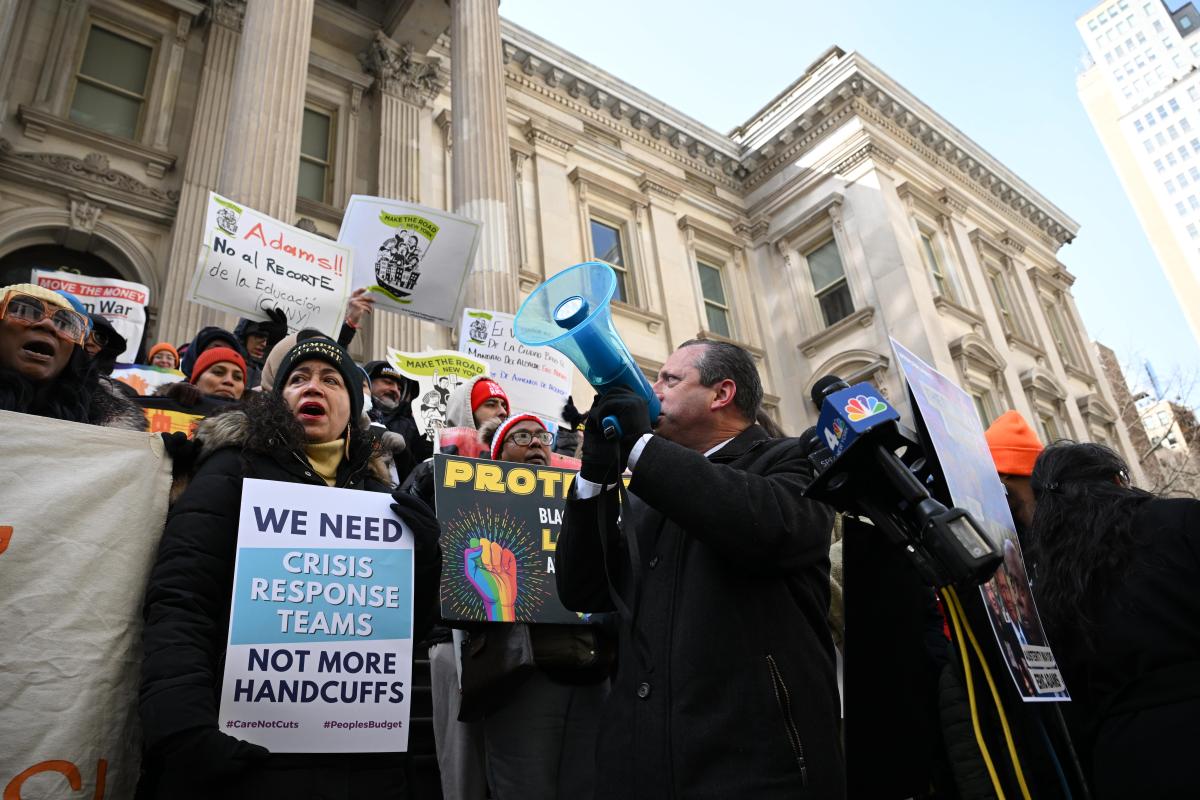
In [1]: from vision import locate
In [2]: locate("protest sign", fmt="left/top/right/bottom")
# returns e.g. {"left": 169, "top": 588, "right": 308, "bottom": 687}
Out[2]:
{"left": 459, "top": 308, "right": 573, "bottom": 423}
{"left": 386, "top": 349, "right": 489, "bottom": 444}
{"left": 32, "top": 269, "right": 149, "bottom": 362}
{"left": 891, "top": 339, "right": 1067, "bottom": 702}
{"left": 136, "top": 394, "right": 232, "bottom": 437}
{"left": 434, "top": 454, "right": 594, "bottom": 625}
{"left": 218, "top": 479, "right": 415, "bottom": 752}
{"left": 112, "top": 364, "right": 186, "bottom": 396}
{"left": 339, "top": 195, "right": 481, "bottom": 327}
{"left": 0, "top": 410, "right": 172, "bottom": 799}
{"left": 191, "top": 192, "right": 352, "bottom": 335}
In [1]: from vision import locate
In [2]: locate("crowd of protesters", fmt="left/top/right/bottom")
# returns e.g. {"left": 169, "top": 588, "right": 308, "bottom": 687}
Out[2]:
{"left": 2, "top": 274, "right": 1199, "bottom": 799}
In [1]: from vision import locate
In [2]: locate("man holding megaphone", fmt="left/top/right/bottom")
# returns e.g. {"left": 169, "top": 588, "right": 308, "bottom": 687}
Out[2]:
{"left": 555, "top": 339, "right": 845, "bottom": 799}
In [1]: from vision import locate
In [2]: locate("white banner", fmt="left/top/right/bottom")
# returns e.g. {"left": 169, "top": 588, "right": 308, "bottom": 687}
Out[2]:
{"left": 32, "top": 270, "right": 149, "bottom": 362}
{"left": 459, "top": 308, "right": 573, "bottom": 423}
{"left": 191, "top": 192, "right": 352, "bottom": 336}
{"left": 385, "top": 349, "right": 490, "bottom": 444}
{"left": 218, "top": 479, "right": 416, "bottom": 753}
{"left": 338, "top": 195, "right": 482, "bottom": 327}
{"left": 0, "top": 411, "right": 171, "bottom": 799}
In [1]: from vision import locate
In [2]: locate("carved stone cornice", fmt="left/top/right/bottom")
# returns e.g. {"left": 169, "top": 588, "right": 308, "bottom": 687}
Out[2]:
{"left": 522, "top": 119, "right": 576, "bottom": 153}
{"left": 0, "top": 138, "right": 178, "bottom": 222}
{"left": 831, "top": 141, "right": 896, "bottom": 177}
{"left": 637, "top": 171, "right": 683, "bottom": 203}
{"left": 17, "top": 105, "right": 176, "bottom": 178}
{"left": 677, "top": 215, "right": 743, "bottom": 251}
{"left": 798, "top": 307, "right": 876, "bottom": 358}
{"left": 359, "top": 31, "right": 445, "bottom": 106}
{"left": 568, "top": 166, "right": 644, "bottom": 207}
{"left": 936, "top": 187, "right": 969, "bottom": 217}
{"left": 211, "top": 0, "right": 246, "bottom": 32}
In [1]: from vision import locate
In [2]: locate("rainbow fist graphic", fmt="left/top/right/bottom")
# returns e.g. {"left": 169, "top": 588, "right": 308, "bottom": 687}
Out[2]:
{"left": 464, "top": 536, "right": 518, "bottom": 622}
{"left": 844, "top": 394, "right": 888, "bottom": 422}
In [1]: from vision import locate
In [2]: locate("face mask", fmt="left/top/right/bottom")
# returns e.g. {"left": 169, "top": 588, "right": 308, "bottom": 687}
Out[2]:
{"left": 362, "top": 392, "right": 374, "bottom": 415}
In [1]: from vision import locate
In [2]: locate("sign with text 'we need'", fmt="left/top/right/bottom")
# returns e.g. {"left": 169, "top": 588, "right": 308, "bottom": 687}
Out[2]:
{"left": 218, "top": 479, "right": 414, "bottom": 752}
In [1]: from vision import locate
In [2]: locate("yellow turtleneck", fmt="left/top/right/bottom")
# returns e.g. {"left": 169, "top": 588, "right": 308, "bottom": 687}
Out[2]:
{"left": 304, "top": 439, "right": 345, "bottom": 486}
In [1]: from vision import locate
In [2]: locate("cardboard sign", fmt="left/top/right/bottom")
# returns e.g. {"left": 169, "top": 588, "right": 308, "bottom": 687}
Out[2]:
{"left": 218, "top": 479, "right": 416, "bottom": 752}
{"left": 434, "top": 455, "right": 593, "bottom": 625}
{"left": 386, "top": 349, "right": 489, "bottom": 444}
{"left": 891, "top": 339, "right": 1068, "bottom": 702}
{"left": 339, "top": 195, "right": 481, "bottom": 327}
{"left": 32, "top": 270, "right": 149, "bottom": 362}
{"left": 459, "top": 308, "right": 574, "bottom": 423}
{"left": 191, "top": 192, "right": 352, "bottom": 335}
{"left": 112, "top": 364, "right": 186, "bottom": 396}
{"left": 0, "top": 410, "right": 172, "bottom": 799}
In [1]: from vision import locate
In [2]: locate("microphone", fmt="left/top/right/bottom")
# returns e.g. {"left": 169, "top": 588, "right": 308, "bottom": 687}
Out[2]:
{"left": 804, "top": 374, "right": 1001, "bottom": 587}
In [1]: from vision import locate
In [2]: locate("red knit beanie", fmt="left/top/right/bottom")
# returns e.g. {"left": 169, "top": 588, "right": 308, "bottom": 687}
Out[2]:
{"left": 471, "top": 378, "right": 509, "bottom": 414}
{"left": 985, "top": 410, "right": 1044, "bottom": 477}
{"left": 490, "top": 413, "right": 547, "bottom": 460}
{"left": 190, "top": 346, "right": 247, "bottom": 384}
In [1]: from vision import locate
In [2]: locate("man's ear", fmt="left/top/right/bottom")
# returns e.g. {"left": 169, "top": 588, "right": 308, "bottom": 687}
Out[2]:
{"left": 709, "top": 379, "right": 738, "bottom": 413}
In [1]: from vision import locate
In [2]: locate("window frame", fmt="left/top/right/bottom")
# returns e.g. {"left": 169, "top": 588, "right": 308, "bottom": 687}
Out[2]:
{"left": 68, "top": 19, "right": 157, "bottom": 142}
{"left": 695, "top": 257, "right": 733, "bottom": 339}
{"left": 298, "top": 105, "right": 336, "bottom": 206}
{"left": 805, "top": 236, "right": 854, "bottom": 328}
{"left": 587, "top": 215, "right": 634, "bottom": 305}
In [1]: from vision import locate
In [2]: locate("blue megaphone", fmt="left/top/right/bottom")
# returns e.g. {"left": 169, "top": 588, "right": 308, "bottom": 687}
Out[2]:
{"left": 514, "top": 261, "right": 661, "bottom": 439}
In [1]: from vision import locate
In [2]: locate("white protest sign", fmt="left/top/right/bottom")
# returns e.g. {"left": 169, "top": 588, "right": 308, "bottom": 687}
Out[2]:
{"left": 386, "top": 349, "right": 489, "bottom": 443}
{"left": 218, "top": 478, "right": 415, "bottom": 752}
{"left": 33, "top": 270, "right": 149, "bottom": 362}
{"left": 338, "top": 195, "right": 482, "bottom": 327}
{"left": 0, "top": 411, "right": 172, "bottom": 799}
{"left": 191, "top": 192, "right": 352, "bottom": 336}
{"left": 459, "top": 308, "right": 573, "bottom": 423}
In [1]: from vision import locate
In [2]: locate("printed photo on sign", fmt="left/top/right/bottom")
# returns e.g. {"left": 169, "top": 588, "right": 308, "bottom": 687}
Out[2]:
{"left": 386, "top": 349, "right": 489, "bottom": 443}
{"left": 112, "top": 365, "right": 186, "bottom": 396}
{"left": 218, "top": 479, "right": 415, "bottom": 753}
{"left": 459, "top": 308, "right": 573, "bottom": 424}
{"left": 32, "top": 270, "right": 149, "bottom": 362}
{"left": 339, "top": 196, "right": 482, "bottom": 327}
{"left": 434, "top": 455, "right": 597, "bottom": 625}
{"left": 190, "top": 192, "right": 352, "bottom": 336}
{"left": 891, "top": 338, "right": 1068, "bottom": 702}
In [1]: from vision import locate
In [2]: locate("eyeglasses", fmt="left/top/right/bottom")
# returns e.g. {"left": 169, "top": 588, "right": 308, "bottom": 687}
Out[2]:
{"left": 505, "top": 430, "right": 553, "bottom": 447}
{"left": 88, "top": 327, "right": 110, "bottom": 349}
{"left": 0, "top": 291, "right": 89, "bottom": 345}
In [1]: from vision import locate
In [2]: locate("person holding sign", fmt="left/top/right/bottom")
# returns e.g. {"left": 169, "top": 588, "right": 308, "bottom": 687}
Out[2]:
{"left": 556, "top": 340, "right": 844, "bottom": 798}
{"left": 139, "top": 337, "right": 442, "bottom": 799}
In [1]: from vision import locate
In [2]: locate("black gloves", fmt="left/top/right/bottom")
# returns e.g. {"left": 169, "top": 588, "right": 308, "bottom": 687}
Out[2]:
{"left": 156, "top": 380, "right": 203, "bottom": 407}
{"left": 580, "top": 387, "right": 651, "bottom": 482}
{"left": 263, "top": 307, "right": 289, "bottom": 351}
{"left": 160, "top": 431, "right": 201, "bottom": 479}
{"left": 390, "top": 490, "right": 441, "bottom": 558}
{"left": 158, "top": 726, "right": 268, "bottom": 779}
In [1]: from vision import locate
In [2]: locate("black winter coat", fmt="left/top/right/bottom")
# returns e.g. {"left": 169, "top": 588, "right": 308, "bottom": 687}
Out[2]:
{"left": 138, "top": 401, "right": 441, "bottom": 799}
{"left": 1053, "top": 497, "right": 1200, "bottom": 799}
{"left": 556, "top": 425, "right": 845, "bottom": 799}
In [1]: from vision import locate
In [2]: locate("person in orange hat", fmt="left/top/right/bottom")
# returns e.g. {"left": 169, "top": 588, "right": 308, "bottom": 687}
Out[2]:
{"left": 146, "top": 342, "right": 180, "bottom": 371}
{"left": 985, "top": 410, "right": 1044, "bottom": 541}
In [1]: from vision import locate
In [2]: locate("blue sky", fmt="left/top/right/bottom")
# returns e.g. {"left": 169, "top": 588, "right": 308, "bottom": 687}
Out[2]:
{"left": 500, "top": 0, "right": 1198, "bottom": 397}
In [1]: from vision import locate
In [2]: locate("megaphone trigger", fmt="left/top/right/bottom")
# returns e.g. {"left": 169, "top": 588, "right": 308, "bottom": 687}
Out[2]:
{"left": 601, "top": 415, "right": 622, "bottom": 440}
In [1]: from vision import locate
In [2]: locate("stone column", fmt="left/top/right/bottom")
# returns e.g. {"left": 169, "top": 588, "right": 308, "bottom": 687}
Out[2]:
{"left": 217, "top": 0, "right": 314, "bottom": 220}
{"left": 157, "top": 1, "right": 246, "bottom": 345}
{"left": 450, "top": 0, "right": 516, "bottom": 313}
{"left": 360, "top": 32, "right": 445, "bottom": 356}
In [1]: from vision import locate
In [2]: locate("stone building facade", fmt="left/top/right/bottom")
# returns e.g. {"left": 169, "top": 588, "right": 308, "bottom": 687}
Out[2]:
{"left": 0, "top": 0, "right": 1141, "bottom": 475}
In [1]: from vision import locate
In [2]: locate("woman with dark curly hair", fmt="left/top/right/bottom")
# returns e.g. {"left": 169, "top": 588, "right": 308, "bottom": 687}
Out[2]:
{"left": 1028, "top": 442, "right": 1200, "bottom": 799}
{"left": 138, "top": 337, "right": 442, "bottom": 799}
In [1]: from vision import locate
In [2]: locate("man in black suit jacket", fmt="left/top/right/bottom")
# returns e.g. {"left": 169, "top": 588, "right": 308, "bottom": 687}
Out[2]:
{"left": 556, "top": 339, "right": 844, "bottom": 799}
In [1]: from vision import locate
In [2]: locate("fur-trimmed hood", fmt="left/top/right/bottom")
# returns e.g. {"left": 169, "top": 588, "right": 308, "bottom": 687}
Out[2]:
{"left": 95, "top": 377, "right": 149, "bottom": 431}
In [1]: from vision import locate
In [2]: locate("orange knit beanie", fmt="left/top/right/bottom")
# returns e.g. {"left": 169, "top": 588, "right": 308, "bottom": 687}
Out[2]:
{"left": 984, "top": 410, "right": 1044, "bottom": 476}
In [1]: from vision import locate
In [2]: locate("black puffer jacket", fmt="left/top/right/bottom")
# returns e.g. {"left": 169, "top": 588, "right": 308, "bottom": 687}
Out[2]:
{"left": 556, "top": 425, "right": 845, "bottom": 799}
{"left": 138, "top": 392, "right": 441, "bottom": 799}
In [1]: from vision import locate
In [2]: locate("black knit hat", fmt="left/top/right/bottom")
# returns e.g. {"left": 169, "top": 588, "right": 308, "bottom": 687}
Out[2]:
{"left": 273, "top": 337, "right": 364, "bottom": 422}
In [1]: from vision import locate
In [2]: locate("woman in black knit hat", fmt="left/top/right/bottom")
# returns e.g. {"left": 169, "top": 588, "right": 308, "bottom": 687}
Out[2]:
{"left": 138, "top": 337, "right": 442, "bottom": 799}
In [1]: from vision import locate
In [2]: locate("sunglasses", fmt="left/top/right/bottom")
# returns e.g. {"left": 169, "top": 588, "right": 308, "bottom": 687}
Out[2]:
{"left": 505, "top": 430, "right": 553, "bottom": 447}
{"left": 0, "top": 291, "right": 89, "bottom": 345}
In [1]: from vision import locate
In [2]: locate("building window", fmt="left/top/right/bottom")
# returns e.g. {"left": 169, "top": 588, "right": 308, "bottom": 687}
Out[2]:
{"left": 1167, "top": 180, "right": 1178, "bottom": 193}
{"left": 1135, "top": 118, "right": 1145, "bottom": 132}
{"left": 696, "top": 261, "right": 732, "bottom": 338}
{"left": 1182, "top": 118, "right": 1192, "bottom": 132}
{"left": 1156, "top": 158, "right": 1165, "bottom": 171}
{"left": 919, "top": 231, "right": 957, "bottom": 300}
{"left": 972, "top": 390, "right": 1000, "bottom": 428}
{"left": 69, "top": 24, "right": 153, "bottom": 140}
{"left": 988, "top": 270, "right": 1017, "bottom": 335}
{"left": 1170, "top": 98, "right": 1182, "bottom": 112}
{"left": 1182, "top": 16, "right": 1193, "bottom": 29}
{"left": 298, "top": 107, "right": 334, "bottom": 204}
{"left": 1177, "top": 201, "right": 1187, "bottom": 215}
{"left": 1044, "top": 302, "right": 1081, "bottom": 368}
{"left": 1169, "top": 125, "right": 1180, "bottom": 140}
{"left": 807, "top": 239, "right": 853, "bottom": 327}
{"left": 1039, "top": 414, "right": 1063, "bottom": 442}
{"left": 589, "top": 220, "right": 630, "bottom": 302}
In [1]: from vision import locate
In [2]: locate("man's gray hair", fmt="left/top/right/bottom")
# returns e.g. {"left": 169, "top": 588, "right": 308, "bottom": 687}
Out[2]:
{"left": 678, "top": 339, "right": 762, "bottom": 422}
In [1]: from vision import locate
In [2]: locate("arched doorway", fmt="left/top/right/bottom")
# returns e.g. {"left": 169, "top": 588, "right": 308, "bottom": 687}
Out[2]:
{"left": 0, "top": 244, "right": 125, "bottom": 287}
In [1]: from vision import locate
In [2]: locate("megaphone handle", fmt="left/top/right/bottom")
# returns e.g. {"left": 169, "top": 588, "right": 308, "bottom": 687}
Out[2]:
{"left": 601, "top": 415, "right": 622, "bottom": 440}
